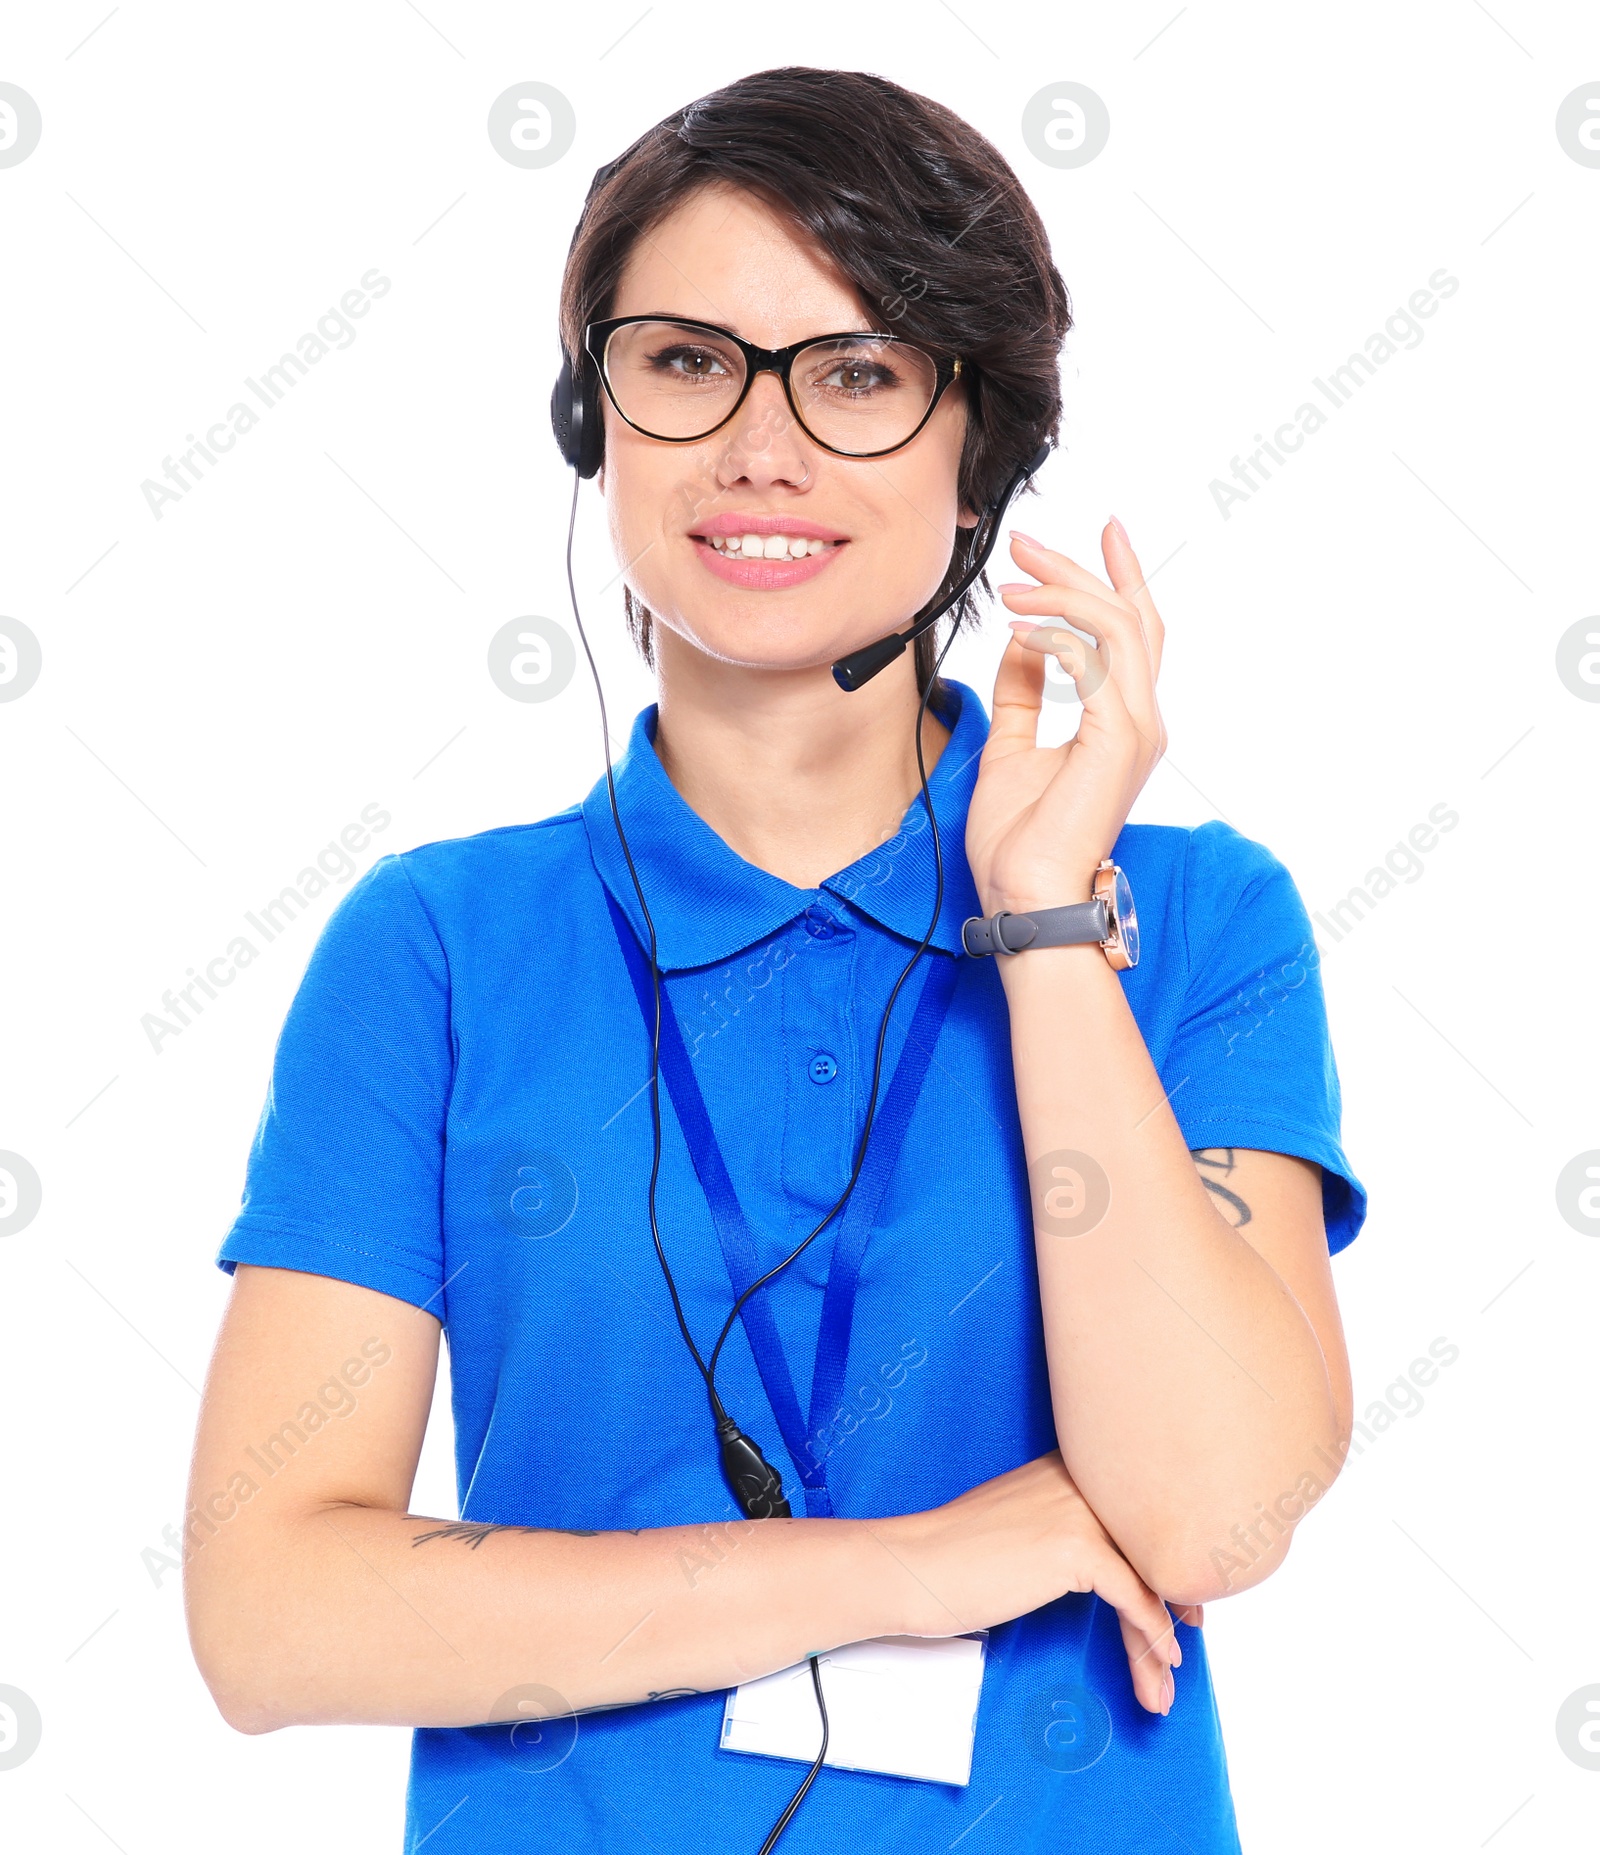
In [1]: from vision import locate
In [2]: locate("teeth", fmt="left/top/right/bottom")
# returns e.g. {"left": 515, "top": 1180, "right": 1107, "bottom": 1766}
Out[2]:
{"left": 707, "top": 533, "right": 831, "bottom": 559}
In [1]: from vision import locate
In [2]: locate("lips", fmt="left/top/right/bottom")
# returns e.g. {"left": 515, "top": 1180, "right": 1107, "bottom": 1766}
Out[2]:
{"left": 692, "top": 514, "right": 848, "bottom": 542}
{"left": 688, "top": 512, "right": 849, "bottom": 587}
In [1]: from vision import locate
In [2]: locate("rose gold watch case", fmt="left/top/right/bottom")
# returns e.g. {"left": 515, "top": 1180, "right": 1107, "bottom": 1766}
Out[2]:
{"left": 1093, "top": 858, "right": 1137, "bottom": 971}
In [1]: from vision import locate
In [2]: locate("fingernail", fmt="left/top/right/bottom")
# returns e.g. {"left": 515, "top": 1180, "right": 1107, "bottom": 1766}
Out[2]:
{"left": 997, "top": 583, "right": 1034, "bottom": 594}
{"left": 1108, "top": 514, "right": 1130, "bottom": 545}
{"left": 1009, "top": 529, "right": 1044, "bottom": 547}
{"left": 1006, "top": 618, "right": 1042, "bottom": 631}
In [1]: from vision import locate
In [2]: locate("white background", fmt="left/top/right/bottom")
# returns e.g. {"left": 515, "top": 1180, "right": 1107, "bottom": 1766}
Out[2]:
{"left": 2, "top": 3, "right": 1597, "bottom": 1850}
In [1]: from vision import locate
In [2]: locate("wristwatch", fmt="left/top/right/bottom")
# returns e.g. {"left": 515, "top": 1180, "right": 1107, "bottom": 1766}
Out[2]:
{"left": 962, "top": 859, "right": 1139, "bottom": 970}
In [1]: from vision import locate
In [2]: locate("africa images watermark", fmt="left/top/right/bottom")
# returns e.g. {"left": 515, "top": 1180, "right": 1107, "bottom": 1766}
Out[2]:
{"left": 1310, "top": 801, "right": 1459, "bottom": 946}
{"left": 1216, "top": 939, "right": 1323, "bottom": 1060}
{"left": 673, "top": 1338, "right": 929, "bottom": 1591}
{"left": 140, "top": 268, "right": 392, "bottom": 520}
{"left": 140, "top": 1337, "right": 395, "bottom": 1585}
{"left": 1208, "top": 1335, "right": 1460, "bottom": 1588}
{"left": 141, "top": 801, "right": 390, "bottom": 1053}
{"left": 1209, "top": 267, "right": 1460, "bottom": 520}
{"left": 1209, "top": 800, "right": 1459, "bottom": 1061}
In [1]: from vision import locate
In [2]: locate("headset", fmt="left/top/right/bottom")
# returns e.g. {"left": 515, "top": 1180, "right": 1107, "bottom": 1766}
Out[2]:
{"left": 550, "top": 153, "right": 1050, "bottom": 1853}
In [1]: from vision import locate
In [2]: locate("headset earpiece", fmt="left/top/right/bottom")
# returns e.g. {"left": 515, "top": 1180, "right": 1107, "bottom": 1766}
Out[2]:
{"left": 551, "top": 347, "right": 604, "bottom": 479}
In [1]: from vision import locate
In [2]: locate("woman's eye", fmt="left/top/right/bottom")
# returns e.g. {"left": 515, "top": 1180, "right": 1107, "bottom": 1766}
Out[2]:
{"left": 650, "top": 345, "right": 731, "bottom": 380}
{"left": 816, "top": 360, "right": 897, "bottom": 394}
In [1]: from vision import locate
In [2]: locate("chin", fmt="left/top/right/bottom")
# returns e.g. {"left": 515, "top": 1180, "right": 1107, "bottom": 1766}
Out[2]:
{"left": 670, "top": 618, "right": 871, "bottom": 678}
{"left": 650, "top": 582, "right": 933, "bottom": 683}
{"left": 641, "top": 588, "right": 884, "bottom": 680}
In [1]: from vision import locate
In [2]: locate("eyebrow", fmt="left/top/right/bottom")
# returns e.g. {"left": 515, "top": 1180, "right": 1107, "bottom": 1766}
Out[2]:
{"left": 617, "top": 316, "right": 897, "bottom": 343}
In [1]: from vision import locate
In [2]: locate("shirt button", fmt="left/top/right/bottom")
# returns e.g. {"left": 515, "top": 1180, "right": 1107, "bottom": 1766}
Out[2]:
{"left": 804, "top": 905, "right": 835, "bottom": 939}
{"left": 808, "top": 1052, "right": 839, "bottom": 1085}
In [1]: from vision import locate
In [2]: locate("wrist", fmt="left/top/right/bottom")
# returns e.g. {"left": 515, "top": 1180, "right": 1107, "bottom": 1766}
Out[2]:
{"left": 994, "top": 939, "right": 1114, "bottom": 998}
{"left": 979, "top": 860, "right": 1102, "bottom": 917}
{"left": 972, "top": 856, "right": 1138, "bottom": 975}
{"left": 851, "top": 1511, "right": 934, "bottom": 1638}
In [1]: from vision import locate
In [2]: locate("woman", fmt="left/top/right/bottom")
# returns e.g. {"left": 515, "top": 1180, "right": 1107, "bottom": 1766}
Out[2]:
{"left": 186, "top": 68, "right": 1364, "bottom": 1854}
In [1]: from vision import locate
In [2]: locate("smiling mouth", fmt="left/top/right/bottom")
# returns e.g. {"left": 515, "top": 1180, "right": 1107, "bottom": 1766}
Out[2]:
{"left": 700, "top": 532, "right": 843, "bottom": 561}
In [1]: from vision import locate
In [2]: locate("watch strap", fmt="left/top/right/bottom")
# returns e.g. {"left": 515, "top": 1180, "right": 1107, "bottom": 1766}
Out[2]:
{"left": 961, "top": 899, "right": 1110, "bottom": 958}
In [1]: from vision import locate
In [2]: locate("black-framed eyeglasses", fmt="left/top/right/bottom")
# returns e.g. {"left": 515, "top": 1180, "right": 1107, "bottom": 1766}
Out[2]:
{"left": 584, "top": 314, "right": 964, "bottom": 460}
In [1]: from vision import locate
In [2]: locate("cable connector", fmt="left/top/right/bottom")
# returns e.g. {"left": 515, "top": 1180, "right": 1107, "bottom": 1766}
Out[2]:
{"left": 716, "top": 1416, "right": 792, "bottom": 1519}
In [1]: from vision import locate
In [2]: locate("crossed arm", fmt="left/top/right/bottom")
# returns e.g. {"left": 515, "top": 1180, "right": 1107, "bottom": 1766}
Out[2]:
{"left": 185, "top": 1262, "right": 1195, "bottom": 1734}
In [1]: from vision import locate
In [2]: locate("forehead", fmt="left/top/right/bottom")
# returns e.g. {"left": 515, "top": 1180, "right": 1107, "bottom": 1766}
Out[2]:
{"left": 609, "top": 182, "right": 875, "bottom": 346}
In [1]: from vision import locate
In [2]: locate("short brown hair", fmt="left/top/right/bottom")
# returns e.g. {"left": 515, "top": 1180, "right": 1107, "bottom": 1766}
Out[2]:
{"left": 559, "top": 66, "right": 1072, "bottom": 690}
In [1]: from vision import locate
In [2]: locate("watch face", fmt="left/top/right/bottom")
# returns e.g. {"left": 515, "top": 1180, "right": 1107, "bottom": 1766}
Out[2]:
{"left": 1113, "top": 867, "right": 1139, "bottom": 967}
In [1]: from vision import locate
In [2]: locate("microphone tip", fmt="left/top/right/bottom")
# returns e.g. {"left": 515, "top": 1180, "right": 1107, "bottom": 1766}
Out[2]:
{"left": 831, "top": 632, "right": 907, "bottom": 691}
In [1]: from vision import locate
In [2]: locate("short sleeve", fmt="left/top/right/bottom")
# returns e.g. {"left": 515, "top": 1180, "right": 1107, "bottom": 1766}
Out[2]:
{"left": 1164, "top": 822, "right": 1367, "bottom": 1255}
{"left": 216, "top": 852, "right": 453, "bottom": 1310}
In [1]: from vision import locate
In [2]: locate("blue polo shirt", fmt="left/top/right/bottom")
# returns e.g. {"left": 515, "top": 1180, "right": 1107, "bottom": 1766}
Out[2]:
{"left": 217, "top": 678, "right": 1365, "bottom": 1854}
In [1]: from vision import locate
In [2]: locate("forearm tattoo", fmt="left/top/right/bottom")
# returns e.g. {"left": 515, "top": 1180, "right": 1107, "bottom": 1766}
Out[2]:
{"left": 420, "top": 1520, "right": 702, "bottom": 1722}
{"left": 412, "top": 1520, "right": 642, "bottom": 1548}
{"left": 1192, "top": 1147, "right": 1253, "bottom": 1227}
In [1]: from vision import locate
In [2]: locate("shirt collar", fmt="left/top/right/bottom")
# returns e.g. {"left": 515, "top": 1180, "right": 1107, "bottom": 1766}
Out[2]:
{"left": 581, "top": 680, "right": 988, "bottom": 972}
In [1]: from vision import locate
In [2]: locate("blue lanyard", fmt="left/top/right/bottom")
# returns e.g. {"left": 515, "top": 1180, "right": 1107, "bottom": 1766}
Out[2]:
{"left": 604, "top": 890, "right": 958, "bottom": 1517}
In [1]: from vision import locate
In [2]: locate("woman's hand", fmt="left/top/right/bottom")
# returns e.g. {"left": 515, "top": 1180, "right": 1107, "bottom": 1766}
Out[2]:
{"left": 965, "top": 519, "right": 1167, "bottom": 916}
{"left": 878, "top": 1450, "right": 1198, "bottom": 1716}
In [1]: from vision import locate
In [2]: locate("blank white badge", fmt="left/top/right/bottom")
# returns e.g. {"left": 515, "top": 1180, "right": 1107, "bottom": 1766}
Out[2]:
{"left": 720, "top": 1632, "right": 988, "bottom": 1787}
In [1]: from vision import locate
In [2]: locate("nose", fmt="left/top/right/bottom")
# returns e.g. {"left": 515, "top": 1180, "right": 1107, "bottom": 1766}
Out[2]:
{"left": 715, "top": 367, "right": 816, "bottom": 492}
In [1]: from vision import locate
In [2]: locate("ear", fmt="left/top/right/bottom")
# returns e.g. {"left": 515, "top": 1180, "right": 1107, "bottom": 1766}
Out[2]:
{"left": 956, "top": 502, "right": 982, "bottom": 530}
